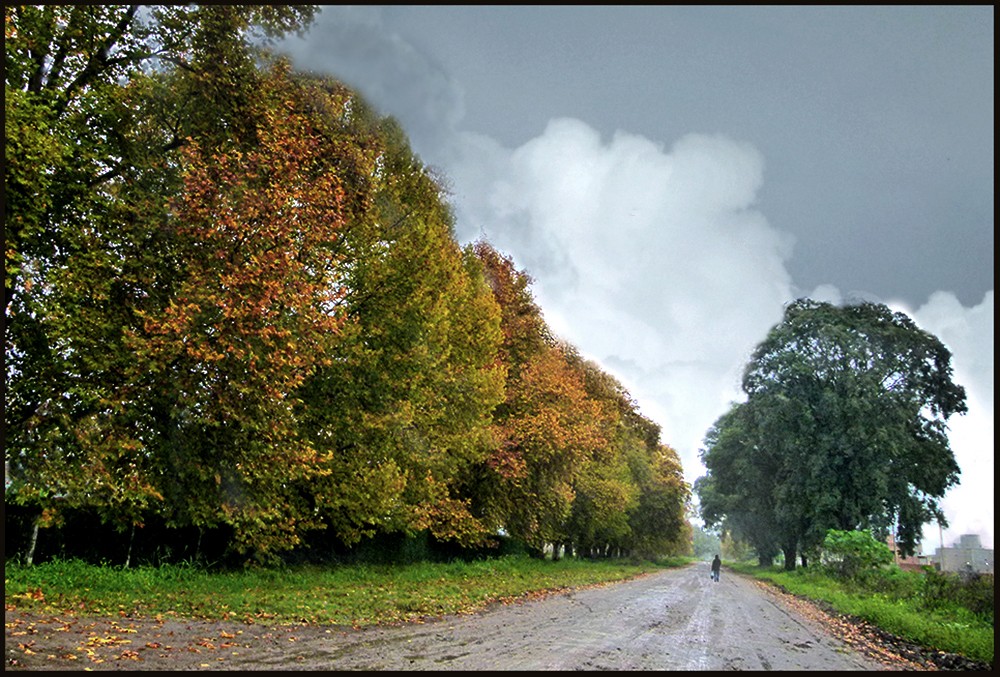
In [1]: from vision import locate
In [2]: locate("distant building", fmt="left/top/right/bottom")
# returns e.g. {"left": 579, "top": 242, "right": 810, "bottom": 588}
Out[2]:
{"left": 886, "top": 533, "right": 932, "bottom": 572}
{"left": 929, "top": 534, "right": 994, "bottom": 575}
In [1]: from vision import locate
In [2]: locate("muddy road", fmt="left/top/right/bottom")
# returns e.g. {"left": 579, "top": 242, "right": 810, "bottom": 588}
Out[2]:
{"left": 7, "top": 562, "right": 909, "bottom": 671}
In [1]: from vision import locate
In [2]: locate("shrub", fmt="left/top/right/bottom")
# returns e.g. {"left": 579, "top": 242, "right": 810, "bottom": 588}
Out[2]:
{"left": 820, "top": 529, "right": 893, "bottom": 579}
{"left": 920, "top": 567, "right": 994, "bottom": 624}
{"left": 854, "top": 564, "right": 921, "bottom": 598}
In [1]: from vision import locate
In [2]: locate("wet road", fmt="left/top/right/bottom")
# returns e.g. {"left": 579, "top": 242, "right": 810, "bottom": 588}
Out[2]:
{"left": 237, "top": 561, "right": 884, "bottom": 671}
{"left": 5, "top": 562, "right": 889, "bottom": 671}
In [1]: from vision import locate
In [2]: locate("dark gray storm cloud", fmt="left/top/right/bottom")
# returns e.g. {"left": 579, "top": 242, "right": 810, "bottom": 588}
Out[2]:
{"left": 292, "top": 5, "right": 993, "bottom": 310}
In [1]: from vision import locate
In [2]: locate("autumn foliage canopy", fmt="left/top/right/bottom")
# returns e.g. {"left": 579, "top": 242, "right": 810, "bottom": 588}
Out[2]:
{"left": 4, "top": 6, "right": 690, "bottom": 564}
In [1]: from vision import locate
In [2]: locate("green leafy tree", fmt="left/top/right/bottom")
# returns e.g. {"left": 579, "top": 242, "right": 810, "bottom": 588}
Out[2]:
{"left": 691, "top": 524, "right": 722, "bottom": 560}
{"left": 695, "top": 403, "right": 782, "bottom": 566}
{"left": 565, "top": 353, "right": 691, "bottom": 560}
{"left": 627, "top": 441, "right": 691, "bottom": 558}
{"left": 554, "top": 350, "right": 635, "bottom": 558}
{"left": 697, "top": 299, "right": 967, "bottom": 569}
{"left": 718, "top": 529, "right": 756, "bottom": 563}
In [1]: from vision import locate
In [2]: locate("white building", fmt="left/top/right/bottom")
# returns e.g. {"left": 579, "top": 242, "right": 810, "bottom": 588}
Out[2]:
{"left": 930, "top": 534, "right": 994, "bottom": 574}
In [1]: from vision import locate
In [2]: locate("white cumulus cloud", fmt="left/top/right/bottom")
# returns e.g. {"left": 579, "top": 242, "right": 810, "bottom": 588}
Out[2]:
{"left": 441, "top": 119, "right": 795, "bottom": 486}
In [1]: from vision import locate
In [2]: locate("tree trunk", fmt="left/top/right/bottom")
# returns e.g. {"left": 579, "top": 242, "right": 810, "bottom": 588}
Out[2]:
{"left": 125, "top": 523, "right": 136, "bottom": 568}
{"left": 782, "top": 544, "right": 797, "bottom": 571}
{"left": 26, "top": 517, "right": 40, "bottom": 565}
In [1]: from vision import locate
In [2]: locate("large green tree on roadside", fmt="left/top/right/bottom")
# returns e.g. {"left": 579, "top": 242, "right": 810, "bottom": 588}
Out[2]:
{"left": 696, "top": 299, "right": 967, "bottom": 569}
{"left": 694, "top": 403, "right": 782, "bottom": 566}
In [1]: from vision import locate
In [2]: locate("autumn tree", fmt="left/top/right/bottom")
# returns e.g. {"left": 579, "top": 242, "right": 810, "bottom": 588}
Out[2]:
{"left": 6, "top": 6, "right": 692, "bottom": 565}
{"left": 696, "top": 299, "right": 967, "bottom": 569}
{"left": 467, "top": 244, "right": 581, "bottom": 552}
{"left": 561, "top": 348, "right": 690, "bottom": 560}
{"left": 116, "top": 62, "right": 379, "bottom": 560}
{"left": 4, "top": 5, "right": 318, "bottom": 561}
{"left": 6, "top": 4, "right": 503, "bottom": 561}
{"left": 498, "top": 343, "right": 614, "bottom": 554}
{"left": 290, "top": 93, "right": 506, "bottom": 550}
{"left": 559, "top": 350, "right": 639, "bottom": 558}
{"left": 471, "top": 242, "right": 551, "bottom": 382}
{"left": 4, "top": 4, "right": 317, "bottom": 321}
{"left": 467, "top": 243, "right": 691, "bottom": 559}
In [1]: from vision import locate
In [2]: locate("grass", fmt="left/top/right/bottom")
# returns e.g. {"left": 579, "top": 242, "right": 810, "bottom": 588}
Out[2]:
{"left": 4, "top": 555, "right": 682, "bottom": 628}
{"left": 728, "top": 561, "right": 994, "bottom": 666}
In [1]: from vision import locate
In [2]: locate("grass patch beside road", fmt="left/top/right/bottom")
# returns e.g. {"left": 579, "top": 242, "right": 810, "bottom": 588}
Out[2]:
{"left": 5, "top": 555, "right": 682, "bottom": 628}
{"left": 729, "top": 561, "right": 993, "bottom": 666}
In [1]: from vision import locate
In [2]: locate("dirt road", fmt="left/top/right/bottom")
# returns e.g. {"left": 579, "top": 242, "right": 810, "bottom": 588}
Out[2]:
{"left": 6, "top": 562, "right": 907, "bottom": 671}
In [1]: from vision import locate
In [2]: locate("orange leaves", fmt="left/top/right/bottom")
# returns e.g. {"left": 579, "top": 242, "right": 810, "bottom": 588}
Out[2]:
{"left": 96, "top": 63, "right": 384, "bottom": 560}
{"left": 486, "top": 442, "right": 528, "bottom": 481}
{"left": 132, "top": 66, "right": 362, "bottom": 455}
{"left": 505, "top": 345, "right": 612, "bottom": 467}
{"left": 410, "top": 491, "right": 489, "bottom": 547}
{"left": 9, "top": 588, "right": 46, "bottom": 604}
{"left": 471, "top": 239, "right": 694, "bottom": 555}
{"left": 85, "top": 634, "right": 132, "bottom": 647}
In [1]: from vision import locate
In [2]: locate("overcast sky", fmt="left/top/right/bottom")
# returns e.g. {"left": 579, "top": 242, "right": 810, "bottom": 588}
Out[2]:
{"left": 275, "top": 5, "right": 993, "bottom": 554}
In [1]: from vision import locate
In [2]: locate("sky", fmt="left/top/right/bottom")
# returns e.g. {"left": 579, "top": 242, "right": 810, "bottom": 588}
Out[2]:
{"left": 274, "top": 6, "right": 994, "bottom": 555}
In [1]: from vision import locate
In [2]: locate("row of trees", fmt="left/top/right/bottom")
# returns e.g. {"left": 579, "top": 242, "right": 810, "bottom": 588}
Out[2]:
{"left": 5, "top": 6, "right": 690, "bottom": 565}
{"left": 695, "top": 300, "right": 967, "bottom": 569}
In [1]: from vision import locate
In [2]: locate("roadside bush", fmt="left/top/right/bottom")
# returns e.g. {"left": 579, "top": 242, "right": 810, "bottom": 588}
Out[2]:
{"left": 731, "top": 560, "right": 994, "bottom": 665}
{"left": 853, "top": 564, "right": 922, "bottom": 598}
{"left": 920, "top": 567, "right": 994, "bottom": 625}
{"left": 820, "top": 529, "right": 893, "bottom": 579}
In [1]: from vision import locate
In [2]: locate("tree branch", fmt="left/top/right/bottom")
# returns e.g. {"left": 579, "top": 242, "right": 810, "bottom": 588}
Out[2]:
{"left": 55, "top": 5, "right": 140, "bottom": 116}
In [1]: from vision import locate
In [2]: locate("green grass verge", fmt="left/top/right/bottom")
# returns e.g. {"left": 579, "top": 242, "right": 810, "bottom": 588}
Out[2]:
{"left": 5, "top": 555, "right": 685, "bottom": 628}
{"left": 728, "top": 562, "right": 993, "bottom": 665}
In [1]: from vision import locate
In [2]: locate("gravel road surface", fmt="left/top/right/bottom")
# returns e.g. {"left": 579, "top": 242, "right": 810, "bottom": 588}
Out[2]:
{"left": 6, "top": 561, "right": 908, "bottom": 671}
